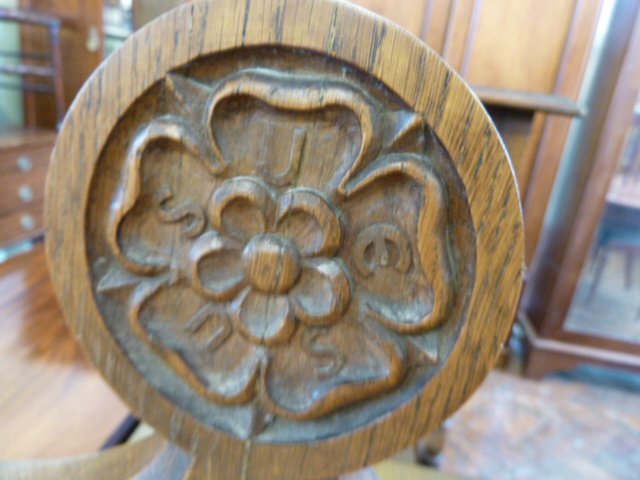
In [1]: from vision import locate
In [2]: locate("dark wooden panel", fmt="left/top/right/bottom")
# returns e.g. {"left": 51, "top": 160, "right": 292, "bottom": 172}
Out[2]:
{"left": 464, "top": 0, "right": 578, "bottom": 93}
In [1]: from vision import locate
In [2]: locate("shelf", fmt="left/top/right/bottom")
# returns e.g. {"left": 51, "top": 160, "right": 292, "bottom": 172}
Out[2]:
{"left": 473, "top": 85, "right": 583, "bottom": 117}
{"left": 0, "top": 63, "right": 56, "bottom": 77}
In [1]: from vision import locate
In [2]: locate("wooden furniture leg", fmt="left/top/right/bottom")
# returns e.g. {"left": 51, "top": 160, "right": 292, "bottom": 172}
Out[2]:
{"left": 415, "top": 426, "right": 447, "bottom": 467}
{"left": 587, "top": 246, "right": 608, "bottom": 300}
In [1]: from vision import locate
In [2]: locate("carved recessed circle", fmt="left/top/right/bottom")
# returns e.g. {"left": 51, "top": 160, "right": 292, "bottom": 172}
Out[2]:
{"left": 45, "top": 1, "right": 524, "bottom": 479}
{"left": 89, "top": 49, "right": 469, "bottom": 433}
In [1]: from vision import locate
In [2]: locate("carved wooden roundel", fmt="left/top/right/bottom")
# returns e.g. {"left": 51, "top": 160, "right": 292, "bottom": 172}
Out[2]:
{"left": 46, "top": 1, "right": 523, "bottom": 478}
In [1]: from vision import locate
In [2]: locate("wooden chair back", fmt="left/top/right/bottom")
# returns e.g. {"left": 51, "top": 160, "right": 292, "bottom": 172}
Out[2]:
{"left": 36, "top": 0, "right": 523, "bottom": 478}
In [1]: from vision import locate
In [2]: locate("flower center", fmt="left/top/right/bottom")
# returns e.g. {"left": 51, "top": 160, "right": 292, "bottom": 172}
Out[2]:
{"left": 242, "top": 234, "right": 301, "bottom": 294}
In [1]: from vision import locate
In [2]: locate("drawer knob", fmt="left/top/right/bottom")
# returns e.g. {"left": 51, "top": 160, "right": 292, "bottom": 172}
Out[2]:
{"left": 19, "top": 185, "right": 34, "bottom": 202}
{"left": 20, "top": 214, "right": 36, "bottom": 231}
{"left": 17, "top": 155, "right": 33, "bottom": 172}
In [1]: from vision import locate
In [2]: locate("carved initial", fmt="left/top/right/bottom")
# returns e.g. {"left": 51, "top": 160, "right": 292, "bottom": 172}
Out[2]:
{"left": 354, "top": 224, "right": 412, "bottom": 276}
{"left": 259, "top": 126, "right": 306, "bottom": 185}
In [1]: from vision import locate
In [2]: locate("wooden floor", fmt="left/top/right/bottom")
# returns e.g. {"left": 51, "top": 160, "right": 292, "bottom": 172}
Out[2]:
{"left": 0, "top": 242, "right": 129, "bottom": 459}
{"left": 439, "top": 370, "right": 640, "bottom": 480}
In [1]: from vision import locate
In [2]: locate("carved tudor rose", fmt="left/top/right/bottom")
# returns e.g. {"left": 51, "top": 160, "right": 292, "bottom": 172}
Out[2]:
{"left": 92, "top": 61, "right": 472, "bottom": 434}
{"left": 46, "top": 1, "right": 523, "bottom": 478}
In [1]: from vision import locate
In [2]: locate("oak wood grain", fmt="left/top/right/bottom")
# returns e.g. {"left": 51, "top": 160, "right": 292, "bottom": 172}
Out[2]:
{"left": 43, "top": 0, "right": 523, "bottom": 478}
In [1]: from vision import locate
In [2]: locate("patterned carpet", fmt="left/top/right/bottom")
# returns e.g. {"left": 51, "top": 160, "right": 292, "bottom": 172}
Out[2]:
{"left": 438, "top": 370, "right": 640, "bottom": 480}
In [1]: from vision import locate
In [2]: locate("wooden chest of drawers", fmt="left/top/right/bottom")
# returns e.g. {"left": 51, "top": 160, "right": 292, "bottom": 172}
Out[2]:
{"left": 0, "top": 129, "right": 56, "bottom": 249}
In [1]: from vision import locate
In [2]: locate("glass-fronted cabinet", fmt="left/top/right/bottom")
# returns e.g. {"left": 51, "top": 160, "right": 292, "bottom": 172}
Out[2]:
{"left": 520, "top": 2, "right": 640, "bottom": 378}
{"left": 564, "top": 96, "right": 640, "bottom": 343}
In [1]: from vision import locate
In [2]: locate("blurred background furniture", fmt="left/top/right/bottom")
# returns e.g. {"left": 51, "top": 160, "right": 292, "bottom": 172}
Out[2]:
{"left": 0, "top": 0, "right": 104, "bottom": 251}
{"left": 0, "top": 8, "right": 64, "bottom": 128}
{"left": 18, "top": 0, "right": 104, "bottom": 131}
{"left": 0, "top": 129, "right": 55, "bottom": 249}
{"left": 589, "top": 103, "right": 640, "bottom": 320}
{"left": 131, "top": 0, "right": 184, "bottom": 29}
{"left": 596, "top": 96, "right": 640, "bottom": 304}
{"left": 0, "top": 7, "right": 64, "bottom": 249}
{"left": 587, "top": 204, "right": 640, "bottom": 306}
{"left": 521, "top": 6, "right": 640, "bottom": 378}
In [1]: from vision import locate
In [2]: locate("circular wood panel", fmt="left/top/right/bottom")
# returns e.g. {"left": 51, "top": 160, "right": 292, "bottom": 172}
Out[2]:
{"left": 46, "top": 1, "right": 523, "bottom": 478}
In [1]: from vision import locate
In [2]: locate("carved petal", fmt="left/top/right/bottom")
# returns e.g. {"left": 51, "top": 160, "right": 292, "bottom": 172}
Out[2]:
{"left": 346, "top": 153, "right": 455, "bottom": 333}
{"left": 342, "top": 152, "right": 440, "bottom": 196}
{"left": 277, "top": 189, "right": 342, "bottom": 257}
{"left": 231, "top": 288, "right": 296, "bottom": 346}
{"left": 189, "top": 231, "right": 247, "bottom": 301}
{"left": 365, "top": 293, "right": 435, "bottom": 335}
{"left": 132, "top": 281, "right": 260, "bottom": 404}
{"left": 193, "top": 331, "right": 262, "bottom": 404}
{"left": 263, "top": 321, "right": 407, "bottom": 420}
{"left": 208, "top": 68, "right": 382, "bottom": 196}
{"left": 209, "top": 177, "right": 277, "bottom": 242}
{"left": 289, "top": 258, "right": 351, "bottom": 327}
{"left": 352, "top": 223, "right": 438, "bottom": 335}
{"left": 109, "top": 115, "right": 223, "bottom": 276}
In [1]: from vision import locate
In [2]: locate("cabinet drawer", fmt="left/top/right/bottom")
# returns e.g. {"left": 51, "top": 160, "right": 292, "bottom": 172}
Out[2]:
{"left": 0, "top": 145, "right": 51, "bottom": 217}
{"left": 0, "top": 202, "right": 44, "bottom": 248}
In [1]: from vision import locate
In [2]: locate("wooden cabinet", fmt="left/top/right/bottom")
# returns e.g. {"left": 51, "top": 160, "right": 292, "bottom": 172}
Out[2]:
{"left": 0, "top": 130, "right": 55, "bottom": 248}
{"left": 349, "top": 0, "right": 605, "bottom": 264}
{"left": 0, "top": 1, "right": 105, "bottom": 248}
{"left": 19, "top": 0, "right": 104, "bottom": 130}
{"left": 521, "top": 3, "right": 640, "bottom": 378}
{"left": 347, "top": 0, "right": 430, "bottom": 37}
{"left": 441, "top": 0, "right": 579, "bottom": 94}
